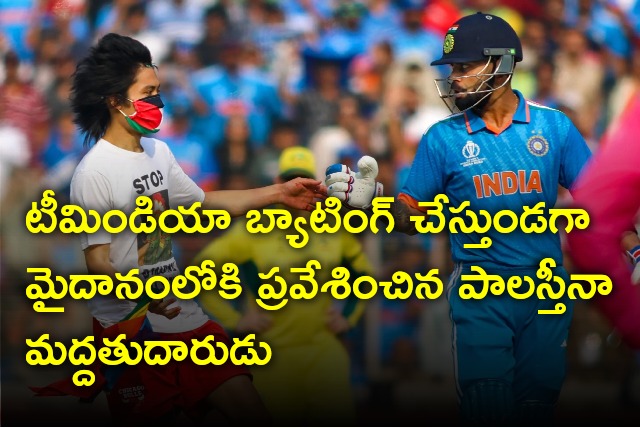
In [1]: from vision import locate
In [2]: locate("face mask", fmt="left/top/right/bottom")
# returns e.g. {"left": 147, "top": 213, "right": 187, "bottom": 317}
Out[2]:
{"left": 118, "top": 94, "right": 164, "bottom": 134}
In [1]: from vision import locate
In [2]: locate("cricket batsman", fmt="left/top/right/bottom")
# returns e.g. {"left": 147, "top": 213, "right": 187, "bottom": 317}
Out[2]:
{"left": 325, "top": 12, "right": 592, "bottom": 424}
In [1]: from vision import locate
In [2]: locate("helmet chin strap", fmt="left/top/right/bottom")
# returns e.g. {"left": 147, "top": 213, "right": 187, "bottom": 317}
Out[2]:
{"left": 434, "top": 55, "right": 514, "bottom": 114}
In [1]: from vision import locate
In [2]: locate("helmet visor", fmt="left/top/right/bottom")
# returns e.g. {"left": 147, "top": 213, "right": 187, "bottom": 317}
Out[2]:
{"left": 433, "top": 57, "right": 514, "bottom": 114}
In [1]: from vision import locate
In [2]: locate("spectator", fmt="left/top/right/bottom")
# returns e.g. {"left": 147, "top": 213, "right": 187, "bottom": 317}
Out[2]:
{"left": 313, "top": 1, "right": 368, "bottom": 57}
{"left": 147, "top": 0, "right": 205, "bottom": 48}
{"left": 191, "top": 38, "right": 283, "bottom": 147}
{"left": 31, "top": 28, "right": 62, "bottom": 92}
{"left": 38, "top": 109, "right": 85, "bottom": 198}
{"left": 608, "top": 46, "right": 640, "bottom": 129}
{"left": 391, "top": 1, "right": 443, "bottom": 71}
{"left": 44, "top": 53, "right": 75, "bottom": 122}
{"left": 553, "top": 26, "right": 605, "bottom": 138}
{"left": 249, "top": 0, "right": 300, "bottom": 69}
{"left": 120, "top": 2, "right": 169, "bottom": 64}
{"left": 194, "top": 4, "right": 234, "bottom": 68}
{"left": 0, "top": 51, "right": 49, "bottom": 158}
{"left": 249, "top": 119, "right": 301, "bottom": 186}
{"left": 94, "top": 0, "right": 138, "bottom": 36}
{"left": 361, "top": 0, "right": 401, "bottom": 45}
{"left": 294, "top": 54, "right": 356, "bottom": 141}
{"left": 533, "top": 58, "right": 562, "bottom": 109}
{"left": 215, "top": 115, "right": 255, "bottom": 189}
{"left": 0, "top": 115, "right": 30, "bottom": 203}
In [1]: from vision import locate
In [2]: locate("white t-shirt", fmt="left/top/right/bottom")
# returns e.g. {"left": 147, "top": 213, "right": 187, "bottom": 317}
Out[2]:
{"left": 70, "top": 138, "right": 210, "bottom": 333}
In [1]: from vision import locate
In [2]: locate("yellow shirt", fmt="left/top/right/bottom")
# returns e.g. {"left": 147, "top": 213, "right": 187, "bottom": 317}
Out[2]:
{"left": 192, "top": 219, "right": 373, "bottom": 348}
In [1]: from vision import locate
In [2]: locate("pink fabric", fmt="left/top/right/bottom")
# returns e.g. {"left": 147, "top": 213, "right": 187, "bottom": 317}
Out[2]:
{"left": 568, "top": 94, "right": 640, "bottom": 349}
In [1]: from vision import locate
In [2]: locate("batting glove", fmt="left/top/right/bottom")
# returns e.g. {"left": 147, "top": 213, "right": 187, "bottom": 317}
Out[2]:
{"left": 325, "top": 156, "right": 383, "bottom": 210}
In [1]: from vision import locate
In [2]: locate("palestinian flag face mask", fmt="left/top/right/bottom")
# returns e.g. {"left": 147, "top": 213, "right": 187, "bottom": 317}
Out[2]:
{"left": 118, "top": 94, "right": 164, "bottom": 135}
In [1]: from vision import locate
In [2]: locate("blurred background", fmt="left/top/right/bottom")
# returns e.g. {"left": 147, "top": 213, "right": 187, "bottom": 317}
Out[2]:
{"left": 1, "top": 0, "right": 639, "bottom": 425}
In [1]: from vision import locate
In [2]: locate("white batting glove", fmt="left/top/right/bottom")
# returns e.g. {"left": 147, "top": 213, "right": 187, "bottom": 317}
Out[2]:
{"left": 325, "top": 156, "right": 383, "bottom": 210}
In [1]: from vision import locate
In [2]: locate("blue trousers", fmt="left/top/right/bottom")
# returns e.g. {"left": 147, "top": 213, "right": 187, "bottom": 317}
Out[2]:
{"left": 447, "top": 263, "right": 574, "bottom": 423}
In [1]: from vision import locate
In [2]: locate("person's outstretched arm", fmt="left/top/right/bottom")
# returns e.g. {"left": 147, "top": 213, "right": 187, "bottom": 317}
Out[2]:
{"left": 203, "top": 178, "right": 325, "bottom": 217}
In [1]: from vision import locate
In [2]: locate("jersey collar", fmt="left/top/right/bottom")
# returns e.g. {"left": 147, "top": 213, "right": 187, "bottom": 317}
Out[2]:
{"left": 463, "top": 90, "right": 530, "bottom": 135}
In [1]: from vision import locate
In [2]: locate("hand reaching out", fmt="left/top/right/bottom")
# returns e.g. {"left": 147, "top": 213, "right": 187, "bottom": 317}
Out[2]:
{"left": 279, "top": 177, "right": 327, "bottom": 211}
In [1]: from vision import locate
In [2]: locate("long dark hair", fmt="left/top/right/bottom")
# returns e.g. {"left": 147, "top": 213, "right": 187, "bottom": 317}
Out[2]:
{"left": 70, "top": 33, "right": 153, "bottom": 146}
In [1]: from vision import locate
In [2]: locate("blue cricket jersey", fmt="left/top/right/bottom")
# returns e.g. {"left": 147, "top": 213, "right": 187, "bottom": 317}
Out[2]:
{"left": 399, "top": 90, "right": 591, "bottom": 269}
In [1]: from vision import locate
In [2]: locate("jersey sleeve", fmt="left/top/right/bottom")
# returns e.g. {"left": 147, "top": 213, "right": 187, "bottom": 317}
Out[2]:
{"left": 164, "top": 142, "right": 205, "bottom": 207}
{"left": 399, "top": 127, "right": 446, "bottom": 206}
{"left": 70, "top": 170, "right": 113, "bottom": 250}
{"left": 559, "top": 117, "right": 592, "bottom": 190}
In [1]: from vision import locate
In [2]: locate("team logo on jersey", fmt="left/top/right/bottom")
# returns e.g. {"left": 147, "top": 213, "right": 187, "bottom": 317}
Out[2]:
{"left": 460, "top": 141, "right": 485, "bottom": 167}
{"left": 444, "top": 34, "right": 455, "bottom": 54}
{"left": 527, "top": 135, "right": 549, "bottom": 157}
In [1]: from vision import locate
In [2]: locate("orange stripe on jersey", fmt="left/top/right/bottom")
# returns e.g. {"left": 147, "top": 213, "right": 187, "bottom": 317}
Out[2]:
{"left": 463, "top": 112, "right": 472, "bottom": 134}
{"left": 398, "top": 193, "right": 430, "bottom": 213}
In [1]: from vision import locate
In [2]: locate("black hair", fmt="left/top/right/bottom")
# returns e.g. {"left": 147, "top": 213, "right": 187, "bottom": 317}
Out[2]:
{"left": 126, "top": 2, "right": 147, "bottom": 19}
{"left": 70, "top": 33, "right": 153, "bottom": 146}
{"left": 4, "top": 50, "right": 19, "bottom": 66}
{"left": 535, "top": 56, "right": 556, "bottom": 75}
{"left": 204, "top": 3, "right": 228, "bottom": 22}
{"left": 270, "top": 119, "right": 298, "bottom": 134}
